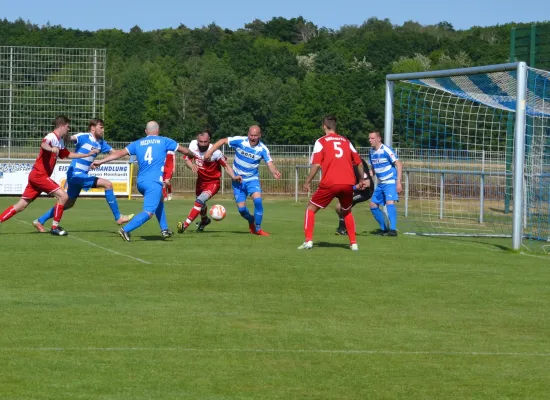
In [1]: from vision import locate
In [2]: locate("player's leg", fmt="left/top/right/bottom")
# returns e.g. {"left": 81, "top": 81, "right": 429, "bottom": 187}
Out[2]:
{"left": 197, "top": 183, "right": 219, "bottom": 232}
{"left": 336, "top": 185, "right": 358, "bottom": 250}
{"left": 2, "top": 176, "right": 41, "bottom": 225}
{"left": 95, "top": 178, "right": 133, "bottom": 224}
{"left": 34, "top": 179, "right": 81, "bottom": 231}
{"left": 0, "top": 198, "right": 33, "bottom": 224}
{"left": 334, "top": 200, "right": 348, "bottom": 235}
{"left": 233, "top": 180, "right": 255, "bottom": 232}
{"left": 299, "top": 187, "right": 331, "bottom": 249}
{"left": 49, "top": 187, "right": 69, "bottom": 235}
{"left": 166, "top": 179, "right": 173, "bottom": 201}
{"left": 383, "top": 184, "right": 399, "bottom": 236}
{"left": 119, "top": 182, "right": 158, "bottom": 241}
{"left": 370, "top": 185, "right": 388, "bottom": 234}
{"left": 250, "top": 187, "right": 268, "bottom": 236}
{"left": 154, "top": 200, "right": 172, "bottom": 238}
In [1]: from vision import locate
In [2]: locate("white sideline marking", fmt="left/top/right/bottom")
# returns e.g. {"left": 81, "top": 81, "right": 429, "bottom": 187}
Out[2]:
{"left": 520, "top": 252, "right": 550, "bottom": 260}
{"left": 16, "top": 219, "right": 151, "bottom": 265}
{"left": 1, "top": 347, "right": 549, "bottom": 357}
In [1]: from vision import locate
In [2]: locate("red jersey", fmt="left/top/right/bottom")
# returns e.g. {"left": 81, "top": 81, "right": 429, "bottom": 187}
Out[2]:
{"left": 33, "top": 132, "right": 70, "bottom": 177}
{"left": 185, "top": 140, "right": 228, "bottom": 183}
{"left": 164, "top": 151, "right": 175, "bottom": 173}
{"left": 310, "top": 133, "right": 361, "bottom": 187}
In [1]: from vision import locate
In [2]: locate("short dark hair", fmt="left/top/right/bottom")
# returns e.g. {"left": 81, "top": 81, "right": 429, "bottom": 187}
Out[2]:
{"left": 88, "top": 118, "right": 104, "bottom": 130}
{"left": 323, "top": 115, "right": 337, "bottom": 131}
{"left": 54, "top": 115, "right": 70, "bottom": 128}
{"left": 197, "top": 130, "right": 211, "bottom": 138}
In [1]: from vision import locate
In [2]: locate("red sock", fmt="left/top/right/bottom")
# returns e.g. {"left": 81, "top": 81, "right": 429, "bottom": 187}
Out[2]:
{"left": 304, "top": 209, "right": 315, "bottom": 242}
{"left": 0, "top": 206, "right": 17, "bottom": 223}
{"left": 162, "top": 187, "right": 168, "bottom": 198}
{"left": 167, "top": 183, "right": 172, "bottom": 195}
{"left": 343, "top": 212, "right": 357, "bottom": 244}
{"left": 52, "top": 204, "right": 64, "bottom": 227}
{"left": 184, "top": 201, "right": 203, "bottom": 228}
{"left": 200, "top": 205, "right": 208, "bottom": 221}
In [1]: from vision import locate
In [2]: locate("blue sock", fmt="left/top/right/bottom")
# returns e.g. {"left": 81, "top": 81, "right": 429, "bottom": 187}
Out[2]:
{"left": 238, "top": 206, "right": 254, "bottom": 224}
{"left": 37, "top": 207, "right": 55, "bottom": 225}
{"left": 253, "top": 198, "right": 264, "bottom": 231}
{"left": 105, "top": 189, "right": 121, "bottom": 220}
{"left": 370, "top": 207, "right": 387, "bottom": 230}
{"left": 387, "top": 204, "right": 397, "bottom": 230}
{"left": 155, "top": 202, "right": 168, "bottom": 230}
{"left": 123, "top": 211, "right": 150, "bottom": 233}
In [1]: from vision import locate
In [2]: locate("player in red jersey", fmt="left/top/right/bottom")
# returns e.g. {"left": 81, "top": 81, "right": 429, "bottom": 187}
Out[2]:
{"left": 298, "top": 116, "right": 369, "bottom": 251}
{"left": 162, "top": 150, "right": 175, "bottom": 201}
{"left": 176, "top": 131, "right": 242, "bottom": 233}
{"left": 0, "top": 115, "right": 99, "bottom": 236}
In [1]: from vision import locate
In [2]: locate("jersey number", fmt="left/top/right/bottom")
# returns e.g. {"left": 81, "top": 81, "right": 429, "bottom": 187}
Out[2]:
{"left": 144, "top": 146, "right": 153, "bottom": 164}
{"left": 333, "top": 142, "right": 343, "bottom": 158}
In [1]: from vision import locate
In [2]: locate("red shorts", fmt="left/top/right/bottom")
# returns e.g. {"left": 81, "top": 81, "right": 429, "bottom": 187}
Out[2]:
{"left": 21, "top": 171, "right": 62, "bottom": 201}
{"left": 196, "top": 180, "right": 220, "bottom": 198}
{"left": 310, "top": 184, "right": 354, "bottom": 210}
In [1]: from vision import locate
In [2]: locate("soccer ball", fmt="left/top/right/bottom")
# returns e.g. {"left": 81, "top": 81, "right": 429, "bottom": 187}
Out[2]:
{"left": 209, "top": 204, "right": 226, "bottom": 221}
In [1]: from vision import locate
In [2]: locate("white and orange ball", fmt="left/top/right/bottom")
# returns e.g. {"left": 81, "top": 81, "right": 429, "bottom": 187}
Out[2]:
{"left": 209, "top": 204, "right": 226, "bottom": 221}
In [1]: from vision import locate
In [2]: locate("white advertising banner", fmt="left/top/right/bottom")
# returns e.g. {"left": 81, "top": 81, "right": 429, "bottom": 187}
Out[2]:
{"left": 0, "top": 162, "right": 132, "bottom": 196}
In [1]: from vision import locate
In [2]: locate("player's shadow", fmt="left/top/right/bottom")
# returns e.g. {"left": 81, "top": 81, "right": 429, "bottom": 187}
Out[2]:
{"left": 69, "top": 229, "right": 114, "bottom": 233}
{"left": 139, "top": 235, "right": 168, "bottom": 241}
{"left": 316, "top": 241, "right": 351, "bottom": 249}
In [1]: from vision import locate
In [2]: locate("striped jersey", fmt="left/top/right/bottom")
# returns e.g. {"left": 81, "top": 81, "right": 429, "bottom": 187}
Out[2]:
{"left": 227, "top": 136, "right": 272, "bottom": 182}
{"left": 369, "top": 144, "right": 399, "bottom": 184}
{"left": 70, "top": 132, "right": 112, "bottom": 175}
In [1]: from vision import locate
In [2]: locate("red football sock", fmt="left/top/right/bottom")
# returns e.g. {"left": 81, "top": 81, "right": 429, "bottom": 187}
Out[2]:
{"left": 167, "top": 183, "right": 172, "bottom": 195}
{"left": 304, "top": 209, "right": 315, "bottom": 242}
{"left": 52, "top": 204, "right": 64, "bottom": 227}
{"left": 343, "top": 212, "right": 357, "bottom": 244}
{"left": 0, "top": 206, "right": 17, "bottom": 223}
{"left": 184, "top": 201, "right": 203, "bottom": 228}
{"left": 162, "top": 187, "right": 168, "bottom": 198}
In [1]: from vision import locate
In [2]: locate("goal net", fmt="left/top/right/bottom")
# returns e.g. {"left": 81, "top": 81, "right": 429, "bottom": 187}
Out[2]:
{"left": 385, "top": 62, "right": 550, "bottom": 251}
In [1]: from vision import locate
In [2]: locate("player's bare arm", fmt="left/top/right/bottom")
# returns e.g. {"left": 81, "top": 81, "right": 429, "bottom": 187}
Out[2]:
{"left": 356, "top": 162, "right": 369, "bottom": 190}
{"left": 204, "top": 138, "right": 228, "bottom": 160}
{"left": 41, "top": 141, "right": 59, "bottom": 154}
{"left": 395, "top": 159, "right": 403, "bottom": 193}
{"left": 303, "top": 163, "right": 321, "bottom": 192}
{"left": 176, "top": 145, "right": 194, "bottom": 158}
{"left": 224, "top": 164, "right": 242, "bottom": 183}
{"left": 93, "top": 149, "right": 129, "bottom": 166}
{"left": 184, "top": 157, "right": 199, "bottom": 173}
{"left": 267, "top": 161, "right": 281, "bottom": 180}
{"left": 67, "top": 148, "right": 100, "bottom": 159}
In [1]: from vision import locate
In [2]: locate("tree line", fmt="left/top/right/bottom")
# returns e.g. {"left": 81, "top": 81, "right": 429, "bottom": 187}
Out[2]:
{"left": 1, "top": 17, "right": 546, "bottom": 146}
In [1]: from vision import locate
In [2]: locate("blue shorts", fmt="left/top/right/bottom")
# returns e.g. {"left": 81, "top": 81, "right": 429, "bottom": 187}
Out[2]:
{"left": 372, "top": 183, "right": 399, "bottom": 205}
{"left": 137, "top": 181, "right": 163, "bottom": 213}
{"left": 66, "top": 168, "right": 98, "bottom": 198}
{"left": 232, "top": 179, "right": 262, "bottom": 203}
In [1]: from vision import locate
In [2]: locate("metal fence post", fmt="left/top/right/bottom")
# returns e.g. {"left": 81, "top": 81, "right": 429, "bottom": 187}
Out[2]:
{"left": 404, "top": 171, "right": 409, "bottom": 218}
{"left": 439, "top": 172, "right": 444, "bottom": 220}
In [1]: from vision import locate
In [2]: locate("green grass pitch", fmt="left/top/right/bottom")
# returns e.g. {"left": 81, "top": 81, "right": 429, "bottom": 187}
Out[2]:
{"left": 0, "top": 196, "right": 549, "bottom": 399}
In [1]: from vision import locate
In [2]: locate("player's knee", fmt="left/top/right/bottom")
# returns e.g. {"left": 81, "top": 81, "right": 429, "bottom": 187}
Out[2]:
{"left": 370, "top": 202, "right": 378, "bottom": 209}
{"left": 146, "top": 212, "right": 154, "bottom": 219}
{"left": 103, "top": 180, "right": 113, "bottom": 190}
{"left": 386, "top": 200, "right": 395, "bottom": 205}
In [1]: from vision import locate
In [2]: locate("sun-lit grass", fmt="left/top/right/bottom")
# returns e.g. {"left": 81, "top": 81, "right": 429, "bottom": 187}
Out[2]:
{"left": 0, "top": 196, "right": 549, "bottom": 399}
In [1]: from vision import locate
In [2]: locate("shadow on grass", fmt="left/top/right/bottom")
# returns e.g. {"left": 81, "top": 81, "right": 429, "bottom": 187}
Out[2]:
{"left": 423, "top": 235, "right": 511, "bottom": 252}
{"left": 317, "top": 241, "right": 350, "bottom": 249}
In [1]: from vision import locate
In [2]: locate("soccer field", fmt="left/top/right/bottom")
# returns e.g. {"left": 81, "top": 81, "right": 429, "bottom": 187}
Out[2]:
{"left": 1, "top": 197, "right": 549, "bottom": 399}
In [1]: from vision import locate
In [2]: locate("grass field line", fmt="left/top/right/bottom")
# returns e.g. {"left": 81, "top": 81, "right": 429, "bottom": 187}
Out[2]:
{"left": 1, "top": 347, "right": 549, "bottom": 357}
{"left": 15, "top": 219, "right": 151, "bottom": 265}
{"left": 520, "top": 252, "right": 550, "bottom": 260}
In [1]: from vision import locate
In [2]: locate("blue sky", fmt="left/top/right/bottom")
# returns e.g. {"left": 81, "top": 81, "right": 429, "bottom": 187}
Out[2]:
{"left": 2, "top": 0, "right": 546, "bottom": 32}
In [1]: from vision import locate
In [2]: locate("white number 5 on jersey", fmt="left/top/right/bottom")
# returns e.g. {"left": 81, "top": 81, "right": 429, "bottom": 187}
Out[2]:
{"left": 144, "top": 146, "right": 153, "bottom": 164}
{"left": 333, "top": 142, "right": 343, "bottom": 158}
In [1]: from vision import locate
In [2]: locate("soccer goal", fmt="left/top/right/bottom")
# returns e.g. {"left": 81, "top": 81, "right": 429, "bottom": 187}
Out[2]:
{"left": 385, "top": 62, "right": 550, "bottom": 251}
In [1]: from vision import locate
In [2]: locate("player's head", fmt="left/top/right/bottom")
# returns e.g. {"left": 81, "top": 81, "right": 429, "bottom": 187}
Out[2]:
{"left": 145, "top": 121, "right": 160, "bottom": 136}
{"left": 248, "top": 125, "right": 262, "bottom": 146}
{"left": 196, "top": 130, "right": 211, "bottom": 152}
{"left": 53, "top": 115, "right": 71, "bottom": 137}
{"left": 369, "top": 131, "right": 382, "bottom": 149}
{"left": 322, "top": 116, "right": 337, "bottom": 133}
{"left": 89, "top": 118, "right": 105, "bottom": 139}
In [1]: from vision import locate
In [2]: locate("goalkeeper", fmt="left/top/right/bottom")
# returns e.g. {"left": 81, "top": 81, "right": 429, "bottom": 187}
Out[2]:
{"left": 335, "top": 157, "right": 374, "bottom": 236}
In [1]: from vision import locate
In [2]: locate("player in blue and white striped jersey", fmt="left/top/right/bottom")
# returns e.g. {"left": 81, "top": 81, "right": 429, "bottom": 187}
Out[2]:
{"left": 204, "top": 125, "right": 281, "bottom": 236}
{"left": 33, "top": 119, "right": 133, "bottom": 232}
{"left": 368, "top": 131, "right": 402, "bottom": 236}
